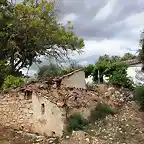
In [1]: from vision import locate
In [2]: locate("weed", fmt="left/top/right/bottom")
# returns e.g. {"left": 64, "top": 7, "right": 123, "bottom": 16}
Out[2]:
{"left": 89, "top": 103, "right": 116, "bottom": 123}
{"left": 134, "top": 85, "right": 144, "bottom": 109}
{"left": 67, "top": 113, "right": 89, "bottom": 133}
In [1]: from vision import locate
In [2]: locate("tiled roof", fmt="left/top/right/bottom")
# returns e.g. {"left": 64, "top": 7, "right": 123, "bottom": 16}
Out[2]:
{"left": 124, "top": 59, "right": 141, "bottom": 65}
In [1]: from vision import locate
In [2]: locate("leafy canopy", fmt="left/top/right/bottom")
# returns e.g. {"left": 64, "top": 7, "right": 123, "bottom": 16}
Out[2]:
{"left": 37, "top": 64, "right": 63, "bottom": 78}
{"left": 2, "top": 75, "right": 25, "bottom": 90}
{"left": 0, "top": 0, "right": 84, "bottom": 75}
{"left": 85, "top": 52, "right": 136, "bottom": 79}
{"left": 84, "top": 64, "right": 94, "bottom": 78}
{"left": 37, "top": 60, "right": 83, "bottom": 78}
{"left": 85, "top": 54, "right": 134, "bottom": 88}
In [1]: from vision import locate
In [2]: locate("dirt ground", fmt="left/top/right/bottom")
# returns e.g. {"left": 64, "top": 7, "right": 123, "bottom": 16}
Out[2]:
{"left": 0, "top": 84, "right": 144, "bottom": 144}
{"left": 0, "top": 127, "right": 35, "bottom": 144}
{"left": 61, "top": 101, "right": 144, "bottom": 144}
{"left": 0, "top": 101, "right": 144, "bottom": 144}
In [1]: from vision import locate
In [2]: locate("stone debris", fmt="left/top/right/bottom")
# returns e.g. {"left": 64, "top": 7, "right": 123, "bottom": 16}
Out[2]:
{"left": 61, "top": 131, "right": 91, "bottom": 144}
{"left": 0, "top": 84, "right": 144, "bottom": 144}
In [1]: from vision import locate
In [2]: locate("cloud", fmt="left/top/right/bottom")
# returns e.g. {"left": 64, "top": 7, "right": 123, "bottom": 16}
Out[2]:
{"left": 70, "top": 38, "right": 138, "bottom": 66}
{"left": 57, "top": 0, "right": 144, "bottom": 40}
{"left": 78, "top": 60, "right": 89, "bottom": 66}
{"left": 57, "top": 0, "right": 144, "bottom": 59}
{"left": 15, "top": 0, "right": 144, "bottom": 75}
{"left": 93, "top": 0, "right": 116, "bottom": 21}
{"left": 60, "top": 13, "right": 78, "bottom": 24}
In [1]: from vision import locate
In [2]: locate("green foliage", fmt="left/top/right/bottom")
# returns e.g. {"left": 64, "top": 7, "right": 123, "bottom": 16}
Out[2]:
{"left": 0, "top": 0, "right": 84, "bottom": 74}
{"left": 98, "top": 53, "right": 135, "bottom": 63}
{"left": 109, "top": 71, "right": 134, "bottom": 89}
{"left": 89, "top": 103, "right": 116, "bottom": 123}
{"left": 2, "top": 75, "right": 25, "bottom": 89}
{"left": 121, "top": 53, "right": 136, "bottom": 61}
{"left": 84, "top": 64, "right": 94, "bottom": 78}
{"left": 98, "top": 54, "right": 111, "bottom": 62}
{"left": 133, "top": 85, "right": 144, "bottom": 109}
{"left": 92, "top": 56, "right": 122, "bottom": 82}
{"left": 38, "top": 64, "right": 62, "bottom": 78}
{"left": 98, "top": 54, "right": 121, "bottom": 63}
{"left": 0, "top": 60, "right": 11, "bottom": 87}
{"left": 91, "top": 59, "right": 133, "bottom": 89}
{"left": 86, "top": 53, "right": 136, "bottom": 81}
{"left": 108, "top": 62, "right": 134, "bottom": 89}
{"left": 0, "top": 60, "right": 11, "bottom": 77}
{"left": 92, "top": 61, "right": 109, "bottom": 82}
{"left": 37, "top": 60, "right": 82, "bottom": 78}
{"left": 67, "top": 113, "right": 89, "bottom": 133}
{"left": 0, "top": 0, "right": 13, "bottom": 28}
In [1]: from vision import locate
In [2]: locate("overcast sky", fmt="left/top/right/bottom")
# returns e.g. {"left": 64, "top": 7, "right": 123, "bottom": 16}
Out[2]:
{"left": 17, "top": 0, "right": 144, "bottom": 75}
{"left": 57, "top": 0, "right": 144, "bottom": 62}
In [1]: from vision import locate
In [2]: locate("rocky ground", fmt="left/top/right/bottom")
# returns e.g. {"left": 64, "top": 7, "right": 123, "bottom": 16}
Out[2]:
{"left": 0, "top": 85, "right": 144, "bottom": 144}
{"left": 0, "top": 101, "right": 144, "bottom": 144}
{"left": 62, "top": 101, "right": 144, "bottom": 144}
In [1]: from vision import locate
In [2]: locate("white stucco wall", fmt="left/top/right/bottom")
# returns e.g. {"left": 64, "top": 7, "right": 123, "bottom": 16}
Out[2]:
{"left": 127, "top": 63, "right": 144, "bottom": 84}
{"left": 61, "top": 70, "right": 86, "bottom": 89}
{"left": 31, "top": 93, "right": 65, "bottom": 137}
{"left": 85, "top": 75, "right": 94, "bottom": 85}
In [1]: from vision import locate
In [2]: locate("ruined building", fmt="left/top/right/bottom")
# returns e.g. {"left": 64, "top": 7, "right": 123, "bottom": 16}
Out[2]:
{"left": 0, "top": 69, "right": 99, "bottom": 137}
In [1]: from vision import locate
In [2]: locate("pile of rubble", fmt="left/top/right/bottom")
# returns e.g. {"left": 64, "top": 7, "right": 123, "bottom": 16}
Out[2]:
{"left": 0, "top": 84, "right": 144, "bottom": 144}
{"left": 0, "top": 126, "right": 59, "bottom": 144}
{"left": 61, "top": 101, "right": 144, "bottom": 144}
{"left": 95, "top": 84, "right": 133, "bottom": 108}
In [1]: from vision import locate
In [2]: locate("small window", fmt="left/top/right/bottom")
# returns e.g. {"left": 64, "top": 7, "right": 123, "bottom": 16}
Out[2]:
{"left": 41, "top": 103, "right": 45, "bottom": 115}
{"left": 24, "top": 91, "right": 32, "bottom": 100}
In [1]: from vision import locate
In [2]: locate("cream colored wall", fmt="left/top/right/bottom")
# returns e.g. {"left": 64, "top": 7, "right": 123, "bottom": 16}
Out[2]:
{"left": 31, "top": 93, "right": 65, "bottom": 137}
{"left": 61, "top": 70, "right": 86, "bottom": 89}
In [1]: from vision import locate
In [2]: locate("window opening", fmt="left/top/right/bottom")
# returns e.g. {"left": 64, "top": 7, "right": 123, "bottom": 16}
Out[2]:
{"left": 41, "top": 103, "right": 45, "bottom": 115}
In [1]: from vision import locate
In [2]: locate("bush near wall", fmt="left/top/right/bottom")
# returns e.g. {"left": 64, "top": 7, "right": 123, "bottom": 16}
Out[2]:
{"left": 89, "top": 103, "right": 116, "bottom": 123}
{"left": 67, "top": 113, "right": 89, "bottom": 133}
{"left": 66, "top": 104, "right": 117, "bottom": 134}
{"left": 92, "top": 61, "right": 134, "bottom": 89}
{"left": 133, "top": 85, "right": 144, "bottom": 109}
{"left": 108, "top": 62, "right": 134, "bottom": 89}
{"left": 2, "top": 75, "right": 25, "bottom": 90}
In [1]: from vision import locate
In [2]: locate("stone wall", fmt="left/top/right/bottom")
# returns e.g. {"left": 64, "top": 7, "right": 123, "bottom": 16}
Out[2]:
{"left": 0, "top": 88, "right": 66, "bottom": 137}
{"left": 31, "top": 92, "right": 65, "bottom": 137}
{"left": 0, "top": 82, "right": 131, "bottom": 137}
{"left": 61, "top": 70, "right": 86, "bottom": 89}
{"left": 0, "top": 91, "right": 33, "bottom": 132}
{"left": 0, "top": 79, "right": 100, "bottom": 136}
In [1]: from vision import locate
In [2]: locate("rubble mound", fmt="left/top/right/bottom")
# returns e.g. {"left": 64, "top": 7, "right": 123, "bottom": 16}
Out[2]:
{"left": 61, "top": 101, "right": 144, "bottom": 144}
{"left": 0, "top": 84, "right": 144, "bottom": 144}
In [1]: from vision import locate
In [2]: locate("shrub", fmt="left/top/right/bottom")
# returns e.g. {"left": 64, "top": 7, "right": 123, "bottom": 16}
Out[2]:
{"left": 109, "top": 70, "right": 134, "bottom": 89}
{"left": 2, "top": 75, "right": 25, "bottom": 89}
{"left": 89, "top": 103, "right": 116, "bottom": 123}
{"left": 67, "top": 113, "right": 89, "bottom": 132}
{"left": 92, "top": 61, "right": 108, "bottom": 83}
{"left": 92, "top": 60, "right": 134, "bottom": 89}
{"left": 107, "top": 62, "right": 134, "bottom": 89}
{"left": 133, "top": 85, "right": 144, "bottom": 109}
{"left": 84, "top": 64, "right": 95, "bottom": 78}
{"left": 37, "top": 64, "right": 62, "bottom": 78}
